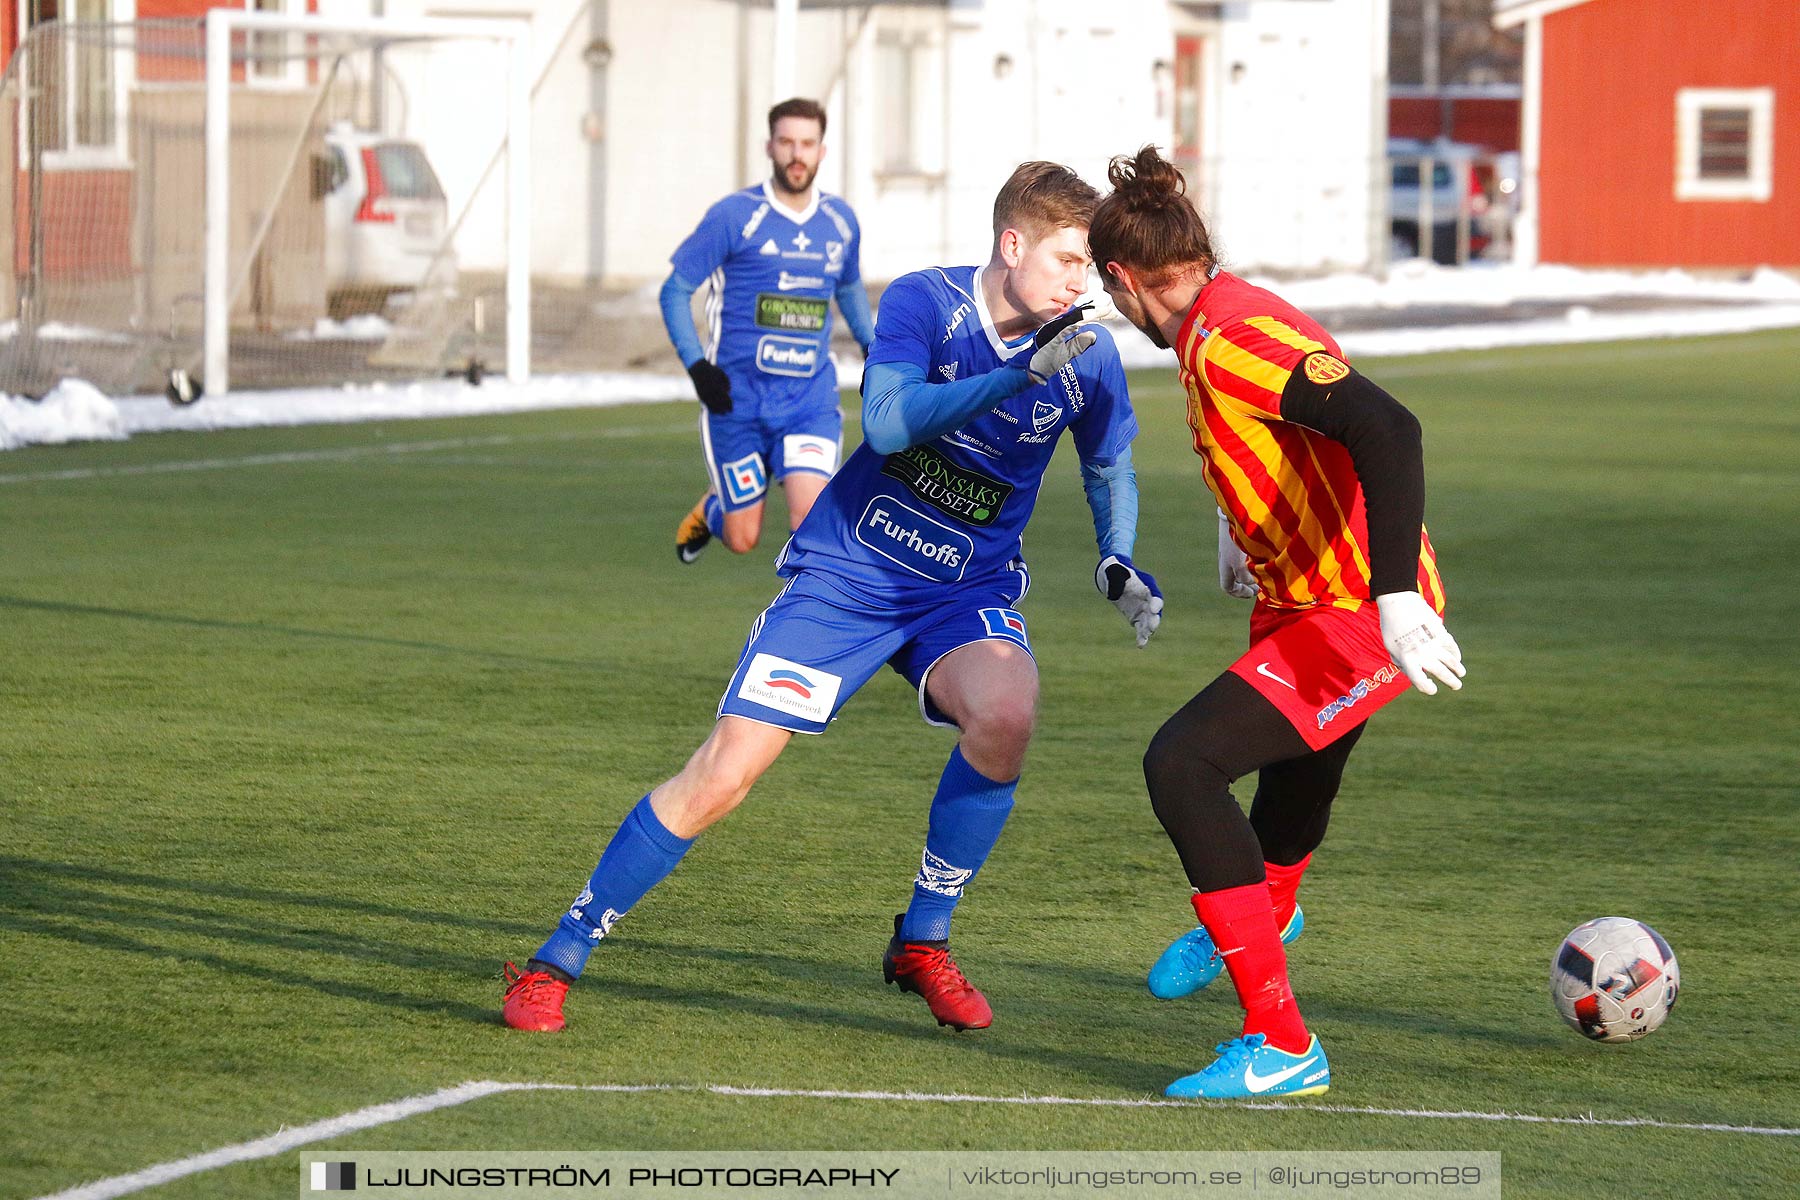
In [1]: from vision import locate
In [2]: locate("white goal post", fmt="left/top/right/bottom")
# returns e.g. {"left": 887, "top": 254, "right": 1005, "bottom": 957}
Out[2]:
{"left": 202, "top": 8, "right": 532, "bottom": 397}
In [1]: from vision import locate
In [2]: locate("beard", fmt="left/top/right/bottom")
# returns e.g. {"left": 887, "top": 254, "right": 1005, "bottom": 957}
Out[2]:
{"left": 772, "top": 159, "right": 817, "bottom": 196}
{"left": 1118, "top": 303, "right": 1167, "bottom": 349}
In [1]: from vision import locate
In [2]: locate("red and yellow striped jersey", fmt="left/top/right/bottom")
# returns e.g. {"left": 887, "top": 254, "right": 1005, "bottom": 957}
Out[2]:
{"left": 1175, "top": 270, "right": 1445, "bottom": 613}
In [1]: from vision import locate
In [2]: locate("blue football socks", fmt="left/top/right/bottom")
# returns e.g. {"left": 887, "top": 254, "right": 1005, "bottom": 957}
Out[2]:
{"left": 900, "top": 747, "right": 1018, "bottom": 942}
{"left": 703, "top": 494, "right": 725, "bottom": 540}
{"left": 532, "top": 795, "right": 694, "bottom": 979}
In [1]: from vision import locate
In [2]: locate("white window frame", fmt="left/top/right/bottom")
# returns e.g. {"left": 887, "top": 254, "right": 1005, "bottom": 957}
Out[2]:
{"left": 1675, "top": 86, "right": 1774, "bottom": 203}
{"left": 245, "top": 0, "right": 307, "bottom": 89}
{"left": 17, "top": 0, "right": 138, "bottom": 169}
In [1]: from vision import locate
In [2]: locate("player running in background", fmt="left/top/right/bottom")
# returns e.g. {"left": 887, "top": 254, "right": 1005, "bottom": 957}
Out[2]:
{"left": 1087, "top": 147, "right": 1465, "bottom": 1099}
{"left": 504, "top": 162, "right": 1163, "bottom": 1034}
{"left": 663, "top": 98, "right": 877, "bottom": 564}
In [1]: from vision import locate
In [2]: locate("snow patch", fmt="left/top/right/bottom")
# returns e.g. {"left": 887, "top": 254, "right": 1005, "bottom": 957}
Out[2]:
{"left": 4, "top": 264, "right": 1797, "bottom": 451}
{"left": 285, "top": 315, "right": 394, "bottom": 342}
{"left": 0, "top": 378, "right": 127, "bottom": 451}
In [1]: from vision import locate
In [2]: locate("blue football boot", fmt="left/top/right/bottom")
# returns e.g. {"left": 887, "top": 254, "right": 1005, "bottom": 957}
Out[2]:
{"left": 1147, "top": 906, "right": 1304, "bottom": 999}
{"left": 1165, "top": 1033, "right": 1330, "bottom": 1099}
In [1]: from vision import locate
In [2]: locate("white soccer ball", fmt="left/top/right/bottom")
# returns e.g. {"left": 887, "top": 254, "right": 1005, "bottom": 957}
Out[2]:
{"left": 1550, "top": 917, "right": 1680, "bottom": 1043}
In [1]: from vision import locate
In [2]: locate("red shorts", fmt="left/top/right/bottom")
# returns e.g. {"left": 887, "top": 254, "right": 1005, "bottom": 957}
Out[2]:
{"left": 1228, "top": 603, "right": 1408, "bottom": 751}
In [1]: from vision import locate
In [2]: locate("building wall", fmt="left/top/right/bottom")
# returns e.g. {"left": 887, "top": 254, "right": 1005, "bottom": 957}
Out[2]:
{"left": 593, "top": 0, "right": 1390, "bottom": 285}
{"left": 350, "top": 0, "right": 596, "bottom": 282}
{"left": 0, "top": 1, "right": 1395, "bottom": 286}
{"left": 827, "top": 0, "right": 1174, "bottom": 280}
{"left": 1538, "top": 0, "right": 1800, "bottom": 266}
{"left": 600, "top": 0, "right": 759, "bottom": 287}
{"left": 1204, "top": 0, "right": 1388, "bottom": 273}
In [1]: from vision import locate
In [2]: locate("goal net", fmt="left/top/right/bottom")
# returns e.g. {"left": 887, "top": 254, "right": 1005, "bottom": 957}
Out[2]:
{"left": 0, "top": 11, "right": 529, "bottom": 401}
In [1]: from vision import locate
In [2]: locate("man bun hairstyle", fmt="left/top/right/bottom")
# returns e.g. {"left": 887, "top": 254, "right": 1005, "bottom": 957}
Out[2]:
{"left": 768, "top": 97, "right": 827, "bottom": 136}
{"left": 993, "top": 161, "right": 1101, "bottom": 242}
{"left": 1088, "top": 145, "right": 1215, "bottom": 287}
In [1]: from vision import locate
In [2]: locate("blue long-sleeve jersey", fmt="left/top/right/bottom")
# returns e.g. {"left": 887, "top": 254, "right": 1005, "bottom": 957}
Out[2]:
{"left": 777, "top": 265, "right": 1140, "bottom": 595}
{"left": 662, "top": 182, "right": 873, "bottom": 418}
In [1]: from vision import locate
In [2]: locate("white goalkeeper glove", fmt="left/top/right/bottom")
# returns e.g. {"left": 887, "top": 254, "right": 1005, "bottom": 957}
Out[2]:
{"left": 1375, "top": 590, "right": 1465, "bottom": 696}
{"left": 1022, "top": 303, "right": 1098, "bottom": 384}
{"left": 1217, "top": 508, "right": 1258, "bottom": 600}
{"left": 1096, "top": 554, "right": 1164, "bottom": 648}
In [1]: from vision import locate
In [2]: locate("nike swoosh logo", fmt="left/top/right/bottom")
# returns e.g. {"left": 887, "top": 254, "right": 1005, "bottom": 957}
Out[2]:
{"left": 1243, "top": 1055, "right": 1319, "bottom": 1094}
{"left": 1255, "top": 662, "right": 1297, "bottom": 690}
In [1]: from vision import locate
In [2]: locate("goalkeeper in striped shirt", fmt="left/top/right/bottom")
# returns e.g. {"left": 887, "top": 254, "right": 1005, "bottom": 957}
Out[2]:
{"left": 1087, "top": 146, "right": 1467, "bottom": 1100}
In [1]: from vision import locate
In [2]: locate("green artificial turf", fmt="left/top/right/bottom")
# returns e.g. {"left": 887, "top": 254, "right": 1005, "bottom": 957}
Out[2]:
{"left": 2, "top": 329, "right": 1797, "bottom": 1198}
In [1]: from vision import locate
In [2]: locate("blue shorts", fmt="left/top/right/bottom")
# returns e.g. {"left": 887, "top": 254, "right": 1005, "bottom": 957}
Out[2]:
{"left": 700, "top": 403, "right": 843, "bottom": 513}
{"left": 717, "top": 564, "right": 1034, "bottom": 734}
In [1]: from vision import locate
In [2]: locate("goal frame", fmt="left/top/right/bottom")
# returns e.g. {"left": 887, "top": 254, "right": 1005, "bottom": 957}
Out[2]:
{"left": 202, "top": 9, "right": 532, "bottom": 395}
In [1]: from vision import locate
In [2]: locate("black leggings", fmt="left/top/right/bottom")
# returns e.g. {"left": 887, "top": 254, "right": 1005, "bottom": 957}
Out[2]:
{"left": 1143, "top": 672, "right": 1367, "bottom": 892}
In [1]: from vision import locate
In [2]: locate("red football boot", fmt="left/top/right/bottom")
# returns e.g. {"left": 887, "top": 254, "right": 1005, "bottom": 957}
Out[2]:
{"left": 502, "top": 961, "right": 569, "bottom": 1032}
{"left": 882, "top": 913, "right": 993, "bottom": 1030}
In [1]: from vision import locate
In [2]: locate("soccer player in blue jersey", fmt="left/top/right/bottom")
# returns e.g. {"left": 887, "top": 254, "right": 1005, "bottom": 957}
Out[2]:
{"left": 504, "top": 162, "right": 1164, "bottom": 1033}
{"left": 664, "top": 98, "right": 877, "bottom": 564}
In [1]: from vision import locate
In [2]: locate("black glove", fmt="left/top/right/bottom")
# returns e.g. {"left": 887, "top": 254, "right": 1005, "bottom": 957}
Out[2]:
{"left": 688, "top": 360, "right": 733, "bottom": 415}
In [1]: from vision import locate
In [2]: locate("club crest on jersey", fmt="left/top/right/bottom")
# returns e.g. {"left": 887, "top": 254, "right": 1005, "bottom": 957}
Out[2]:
{"left": 1304, "top": 353, "right": 1350, "bottom": 385}
{"left": 826, "top": 241, "right": 845, "bottom": 272}
{"left": 721, "top": 452, "right": 768, "bottom": 505}
{"left": 1032, "top": 398, "right": 1063, "bottom": 434}
{"left": 736, "top": 652, "right": 843, "bottom": 723}
{"left": 979, "top": 607, "right": 1030, "bottom": 650}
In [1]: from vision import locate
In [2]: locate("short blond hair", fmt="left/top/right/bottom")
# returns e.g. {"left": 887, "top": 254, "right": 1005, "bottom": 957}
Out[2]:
{"left": 992, "top": 161, "right": 1099, "bottom": 241}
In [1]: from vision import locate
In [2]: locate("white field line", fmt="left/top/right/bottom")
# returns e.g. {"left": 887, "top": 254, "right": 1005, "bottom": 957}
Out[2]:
{"left": 30, "top": 1080, "right": 1800, "bottom": 1200}
{"left": 0, "top": 426, "right": 694, "bottom": 485}
{"left": 32, "top": 1081, "right": 522, "bottom": 1200}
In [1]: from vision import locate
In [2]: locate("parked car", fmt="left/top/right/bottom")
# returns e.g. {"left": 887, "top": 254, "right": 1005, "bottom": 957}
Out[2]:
{"left": 320, "top": 123, "right": 455, "bottom": 318}
{"left": 1388, "top": 137, "right": 1490, "bottom": 265}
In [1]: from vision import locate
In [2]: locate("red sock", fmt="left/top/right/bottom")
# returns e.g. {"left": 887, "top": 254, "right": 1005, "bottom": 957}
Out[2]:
{"left": 1191, "top": 883, "right": 1310, "bottom": 1055}
{"left": 1264, "top": 854, "right": 1312, "bottom": 930}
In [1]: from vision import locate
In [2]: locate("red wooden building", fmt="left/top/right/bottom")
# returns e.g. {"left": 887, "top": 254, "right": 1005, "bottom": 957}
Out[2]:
{"left": 1497, "top": 0, "right": 1799, "bottom": 268}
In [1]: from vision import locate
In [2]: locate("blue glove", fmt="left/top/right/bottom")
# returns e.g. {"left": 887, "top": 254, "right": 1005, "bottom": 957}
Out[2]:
{"left": 1096, "top": 554, "right": 1164, "bottom": 648}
